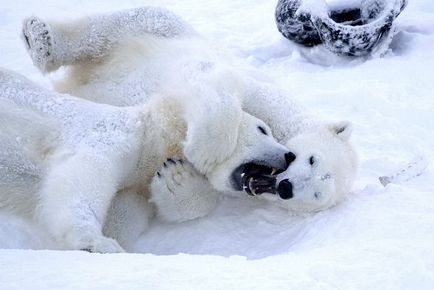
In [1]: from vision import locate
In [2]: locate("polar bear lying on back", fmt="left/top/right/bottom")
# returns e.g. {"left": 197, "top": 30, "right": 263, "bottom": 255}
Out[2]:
{"left": 20, "top": 7, "right": 357, "bottom": 234}
{"left": 0, "top": 67, "right": 289, "bottom": 252}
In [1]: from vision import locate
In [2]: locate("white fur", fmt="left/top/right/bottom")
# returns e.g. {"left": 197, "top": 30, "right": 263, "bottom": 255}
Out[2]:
{"left": 16, "top": 6, "right": 358, "bottom": 240}
{"left": 263, "top": 122, "right": 358, "bottom": 212}
{"left": 150, "top": 160, "right": 219, "bottom": 223}
{"left": 152, "top": 119, "right": 358, "bottom": 220}
{"left": 0, "top": 67, "right": 287, "bottom": 252}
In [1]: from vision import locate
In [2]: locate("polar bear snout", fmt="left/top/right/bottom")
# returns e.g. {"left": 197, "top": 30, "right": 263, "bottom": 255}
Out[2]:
{"left": 285, "top": 152, "right": 296, "bottom": 167}
{"left": 260, "top": 149, "right": 291, "bottom": 172}
{"left": 230, "top": 147, "right": 291, "bottom": 196}
{"left": 240, "top": 151, "right": 296, "bottom": 197}
{"left": 276, "top": 179, "right": 294, "bottom": 199}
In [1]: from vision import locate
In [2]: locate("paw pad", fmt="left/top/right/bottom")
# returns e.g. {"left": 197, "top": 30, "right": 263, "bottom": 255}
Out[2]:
{"left": 22, "top": 16, "right": 56, "bottom": 72}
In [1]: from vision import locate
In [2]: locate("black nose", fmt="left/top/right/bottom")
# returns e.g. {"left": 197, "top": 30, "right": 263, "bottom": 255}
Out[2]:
{"left": 285, "top": 152, "right": 296, "bottom": 167}
{"left": 277, "top": 179, "right": 293, "bottom": 200}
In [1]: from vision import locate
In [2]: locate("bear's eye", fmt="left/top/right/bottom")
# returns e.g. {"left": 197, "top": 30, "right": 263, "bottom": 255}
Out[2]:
{"left": 309, "top": 156, "right": 315, "bottom": 166}
{"left": 257, "top": 126, "right": 268, "bottom": 136}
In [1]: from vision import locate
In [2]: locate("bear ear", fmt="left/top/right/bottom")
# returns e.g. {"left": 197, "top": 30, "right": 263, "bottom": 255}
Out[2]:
{"left": 329, "top": 121, "right": 353, "bottom": 141}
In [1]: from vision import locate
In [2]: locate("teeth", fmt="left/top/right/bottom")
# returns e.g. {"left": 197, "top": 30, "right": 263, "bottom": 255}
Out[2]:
{"left": 271, "top": 168, "right": 278, "bottom": 175}
{"left": 249, "top": 178, "right": 256, "bottom": 195}
{"left": 251, "top": 187, "right": 257, "bottom": 195}
{"left": 241, "top": 173, "right": 245, "bottom": 178}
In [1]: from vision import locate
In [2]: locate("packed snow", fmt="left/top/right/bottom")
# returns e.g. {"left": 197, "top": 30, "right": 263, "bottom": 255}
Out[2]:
{"left": 1, "top": 0, "right": 434, "bottom": 289}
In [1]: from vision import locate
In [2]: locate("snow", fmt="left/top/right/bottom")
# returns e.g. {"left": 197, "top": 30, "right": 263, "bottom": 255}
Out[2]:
{"left": 1, "top": 0, "right": 434, "bottom": 289}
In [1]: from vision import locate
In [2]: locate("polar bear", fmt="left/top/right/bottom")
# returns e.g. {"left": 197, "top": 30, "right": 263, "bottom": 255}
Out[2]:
{"left": 0, "top": 68, "right": 289, "bottom": 252}
{"left": 150, "top": 120, "right": 357, "bottom": 222}
{"left": 21, "top": 7, "right": 358, "bottom": 222}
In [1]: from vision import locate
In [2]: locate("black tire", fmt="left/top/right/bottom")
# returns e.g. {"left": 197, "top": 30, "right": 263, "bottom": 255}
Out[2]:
{"left": 275, "top": 0, "right": 322, "bottom": 47}
{"left": 315, "top": 0, "right": 408, "bottom": 56}
{"left": 275, "top": 0, "right": 408, "bottom": 56}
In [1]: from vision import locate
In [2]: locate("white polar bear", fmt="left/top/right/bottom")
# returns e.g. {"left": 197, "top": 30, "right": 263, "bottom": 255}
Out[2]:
{"left": 150, "top": 120, "right": 358, "bottom": 222}
{"left": 0, "top": 68, "right": 289, "bottom": 252}
{"left": 20, "top": 7, "right": 357, "bottom": 225}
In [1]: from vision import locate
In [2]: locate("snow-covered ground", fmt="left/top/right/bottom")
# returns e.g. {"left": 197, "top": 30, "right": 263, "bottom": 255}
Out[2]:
{"left": 1, "top": 0, "right": 434, "bottom": 289}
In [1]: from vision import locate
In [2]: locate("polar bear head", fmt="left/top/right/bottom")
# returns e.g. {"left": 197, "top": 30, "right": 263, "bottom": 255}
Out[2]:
{"left": 260, "top": 121, "right": 358, "bottom": 212}
{"left": 206, "top": 113, "right": 291, "bottom": 194}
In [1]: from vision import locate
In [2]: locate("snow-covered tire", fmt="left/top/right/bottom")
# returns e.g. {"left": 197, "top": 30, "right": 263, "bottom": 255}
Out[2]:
{"left": 275, "top": 0, "right": 322, "bottom": 47}
{"left": 275, "top": 0, "right": 408, "bottom": 56}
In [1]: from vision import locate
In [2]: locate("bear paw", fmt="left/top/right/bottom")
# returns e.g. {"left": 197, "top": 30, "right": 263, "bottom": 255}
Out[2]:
{"left": 150, "top": 159, "right": 219, "bottom": 222}
{"left": 22, "top": 17, "right": 57, "bottom": 73}
{"left": 80, "top": 236, "right": 125, "bottom": 254}
{"left": 63, "top": 228, "right": 125, "bottom": 253}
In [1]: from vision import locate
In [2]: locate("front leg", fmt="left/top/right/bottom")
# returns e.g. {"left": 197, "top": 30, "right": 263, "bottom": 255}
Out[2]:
{"left": 38, "top": 150, "right": 124, "bottom": 253}
{"left": 22, "top": 6, "right": 196, "bottom": 73}
{"left": 150, "top": 159, "right": 219, "bottom": 223}
{"left": 242, "top": 78, "right": 312, "bottom": 143}
{"left": 182, "top": 86, "right": 243, "bottom": 174}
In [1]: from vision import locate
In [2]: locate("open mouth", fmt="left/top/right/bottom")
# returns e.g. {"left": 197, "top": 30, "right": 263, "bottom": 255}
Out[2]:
{"left": 232, "top": 162, "right": 284, "bottom": 196}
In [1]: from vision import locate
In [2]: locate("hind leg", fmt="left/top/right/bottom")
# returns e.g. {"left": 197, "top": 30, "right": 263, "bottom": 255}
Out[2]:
{"left": 22, "top": 6, "right": 196, "bottom": 73}
{"left": 104, "top": 189, "right": 152, "bottom": 250}
{"left": 22, "top": 17, "right": 56, "bottom": 73}
{"left": 38, "top": 151, "right": 125, "bottom": 253}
